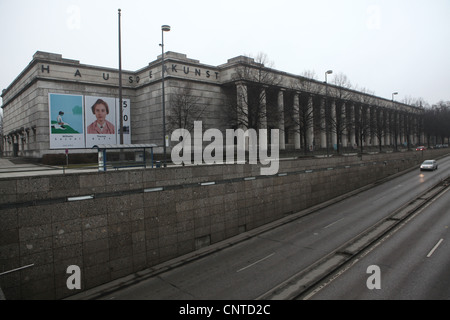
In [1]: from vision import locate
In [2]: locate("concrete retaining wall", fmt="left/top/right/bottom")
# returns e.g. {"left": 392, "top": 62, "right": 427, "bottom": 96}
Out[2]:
{"left": 0, "top": 149, "right": 448, "bottom": 299}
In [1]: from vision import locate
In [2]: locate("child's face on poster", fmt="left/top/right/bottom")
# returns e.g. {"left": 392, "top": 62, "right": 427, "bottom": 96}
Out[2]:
{"left": 94, "top": 104, "right": 108, "bottom": 123}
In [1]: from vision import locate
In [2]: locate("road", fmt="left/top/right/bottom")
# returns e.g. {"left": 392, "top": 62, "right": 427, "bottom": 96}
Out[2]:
{"left": 304, "top": 181, "right": 450, "bottom": 300}
{"left": 73, "top": 155, "right": 450, "bottom": 300}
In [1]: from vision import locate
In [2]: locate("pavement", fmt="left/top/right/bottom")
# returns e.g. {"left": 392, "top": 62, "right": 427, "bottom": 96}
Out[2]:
{"left": 0, "top": 157, "right": 99, "bottom": 178}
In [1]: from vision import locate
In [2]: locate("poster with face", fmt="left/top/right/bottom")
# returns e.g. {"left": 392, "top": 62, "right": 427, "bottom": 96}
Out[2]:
{"left": 49, "top": 93, "right": 85, "bottom": 149}
{"left": 85, "top": 96, "right": 117, "bottom": 148}
{"left": 116, "top": 98, "right": 131, "bottom": 145}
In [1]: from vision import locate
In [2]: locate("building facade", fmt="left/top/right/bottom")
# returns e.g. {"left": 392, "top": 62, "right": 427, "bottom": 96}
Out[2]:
{"left": 1, "top": 51, "right": 424, "bottom": 159}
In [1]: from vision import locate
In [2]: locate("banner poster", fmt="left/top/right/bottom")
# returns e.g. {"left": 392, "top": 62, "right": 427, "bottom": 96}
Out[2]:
{"left": 116, "top": 98, "right": 131, "bottom": 145}
{"left": 49, "top": 93, "right": 85, "bottom": 149}
{"left": 85, "top": 96, "right": 117, "bottom": 148}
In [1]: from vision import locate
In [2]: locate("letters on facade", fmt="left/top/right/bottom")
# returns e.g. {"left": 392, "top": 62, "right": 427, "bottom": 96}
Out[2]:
{"left": 40, "top": 63, "right": 220, "bottom": 83}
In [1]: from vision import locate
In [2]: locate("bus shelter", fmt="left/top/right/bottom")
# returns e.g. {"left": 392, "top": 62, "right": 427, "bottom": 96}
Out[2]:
{"left": 93, "top": 144, "right": 158, "bottom": 172}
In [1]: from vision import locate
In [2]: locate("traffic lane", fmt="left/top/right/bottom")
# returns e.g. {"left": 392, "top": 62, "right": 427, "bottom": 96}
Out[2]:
{"left": 99, "top": 202, "right": 398, "bottom": 300}
{"left": 369, "top": 154, "right": 450, "bottom": 204}
{"left": 97, "top": 156, "right": 450, "bottom": 300}
{"left": 306, "top": 186, "right": 450, "bottom": 300}
{"left": 100, "top": 229, "right": 330, "bottom": 300}
{"left": 253, "top": 154, "right": 450, "bottom": 265}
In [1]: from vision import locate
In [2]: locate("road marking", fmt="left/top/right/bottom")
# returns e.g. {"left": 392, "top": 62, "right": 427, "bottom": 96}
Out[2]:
{"left": 323, "top": 218, "right": 345, "bottom": 229}
{"left": 237, "top": 253, "right": 275, "bottom": 273}
{"left": 427, "top": 239, "right": 444, "bottom": 258}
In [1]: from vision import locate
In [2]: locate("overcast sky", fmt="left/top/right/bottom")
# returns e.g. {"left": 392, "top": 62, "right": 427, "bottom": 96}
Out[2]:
{"left": 1, "top": 0, "right": 449, "bottom": 106}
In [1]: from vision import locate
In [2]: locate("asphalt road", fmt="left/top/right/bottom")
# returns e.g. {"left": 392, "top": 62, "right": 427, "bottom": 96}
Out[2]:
{"left": 305, "top": 180, "right": 450, "bottom": 300}
{"left": 77, "top": 155, "right": 450, "bottom": 300}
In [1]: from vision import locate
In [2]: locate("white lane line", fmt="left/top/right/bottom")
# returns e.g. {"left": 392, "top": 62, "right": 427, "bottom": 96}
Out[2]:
{"left": 237, "top": 253, "right": 275, "bottom": 273}
{"left": 323, "top": 218, "right": 345, "bottom": 229}
{"left": 427, "top": 239, "right": 444, "bottom": 258}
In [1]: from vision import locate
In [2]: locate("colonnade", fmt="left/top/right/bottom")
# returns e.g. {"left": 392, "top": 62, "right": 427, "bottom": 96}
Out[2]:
{"left": 235, "top": 82, "right": 424, "bottom": 152}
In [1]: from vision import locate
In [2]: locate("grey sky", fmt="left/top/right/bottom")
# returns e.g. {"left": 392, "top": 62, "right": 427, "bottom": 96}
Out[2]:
{"left": 1, "top": 0, "right": 449, "bottom": 106}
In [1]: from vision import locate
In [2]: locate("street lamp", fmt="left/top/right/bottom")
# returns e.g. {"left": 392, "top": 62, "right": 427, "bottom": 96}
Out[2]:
{"left": 325, "top": 70, "right": 333, "bottom": 83}
{"left": 325, "top": 70, "right": 333, "bottom": 157}
{"left": 161, "top": 25, "right": 171, "bottom": 167}
{"left": 392, "top": 92, "right": 398, "bottom": 101}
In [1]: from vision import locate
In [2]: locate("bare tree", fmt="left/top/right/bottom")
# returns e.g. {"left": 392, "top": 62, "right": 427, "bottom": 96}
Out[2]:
{"left": 167, "top": 84, "right": 208, "bottom": 163}
{"left": 372, "top": 102, "right": 387, "bottom": 152}
{"left": 327, "top": 72, "right": 354, "bottom": 154}
{"left": 167, "top": 83, "right": 207, "bottom": 133}
{"left": 224, "top": 53, "right": 283, "bottom": 131}
{"left": 301, "top": 70, "right": 319, "bottom": 81}
{"left": 355, "top": 88, "right": 377, "bottom": 154}
{"left": 288, "top": 71, "right": 321, "bottom": 154}
{"left": 402, "top": 96, "right": 430, "bottom": 108}
{"left": 424, "top": 101, "right": 450, "bottom": 146}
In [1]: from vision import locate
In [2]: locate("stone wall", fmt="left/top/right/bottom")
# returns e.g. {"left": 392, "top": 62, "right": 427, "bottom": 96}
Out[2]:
{"left": 0, "top": 149, "right": 448, "bottom": 299}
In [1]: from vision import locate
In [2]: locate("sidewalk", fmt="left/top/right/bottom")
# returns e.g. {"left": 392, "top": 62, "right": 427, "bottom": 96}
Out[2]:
{"left": 0, "top": 158, "right": 15, "bottom": 167}
{"left": 0, "top": 157, "right": 143, "bottom": 179}
{"left": 0, "top": 157, "right": 78, "bottom": 178}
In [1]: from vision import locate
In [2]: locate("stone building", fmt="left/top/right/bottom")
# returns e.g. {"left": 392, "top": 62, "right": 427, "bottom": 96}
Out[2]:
{"left": 1, "top": 51, "right": 424, "bottom": 159}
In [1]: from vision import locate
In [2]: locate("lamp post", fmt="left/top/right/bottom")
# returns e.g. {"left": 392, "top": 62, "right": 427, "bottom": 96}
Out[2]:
{"left": 161, "top": 25, "right": 170, "bottom": 167}
{"left": 325, "top": 70, "right": 333, "bottom": 157}
{"left": 392, "top": 92, "right": 398, "bottom": 102}
{"left": 325, "top": 70, "right": 333, "bottom": 84}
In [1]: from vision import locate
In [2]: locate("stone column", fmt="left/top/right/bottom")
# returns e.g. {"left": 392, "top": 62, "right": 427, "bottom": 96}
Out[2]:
{"left": 414, "top": 115, "right": 419, "bottom": 146}
{"left": 409, "top": 114, "right": 414, "bottom": 148}
{"left": 307, "top": 95, "right": 315, "bottom": 151}
{"left": 320, "top": 98, "right": 327, "bottom": 149}
{"left": 421, "top": 118, "right": 425, "bottom": 146}
{"left": 341, "top": 102, "right": 348, "bottom": 148}
{"left": 260, "top": 86, "right": 267, "bottom": 129}
{"left": 383, "top": 110, "right": 389, "bottom": 146}
{"left": 350, "top": 103, "right": 356, "bottom": 148}
{"left": 372, "top": 107, "right": 379, "bottom": 147}
{"left": 331, "top": 100, "right": 337, "bottom": 150}
{"left": 387, "top": 110, "right": 393, "bottom": 146}
{"left": 293, "top": 92, "right": 301, "bottom": 150}
{"left": 236, "top": 81, "right": 248, "bottom": 129}
{"left": 399, "top": 113, "right": 405, "bottom": 147}
{"left": 236, "top": 81, "right": 249, "bottom": 152}
{"left": 366, "top": 106, "right": 371, "bottom": 147}
{"left": 259, "top": 86, "right": 268, "bottom": 152}
{"left": 379, "top": 109, "right": 385, "bottom": 146}
{"left": 278, "top": 89, "right": 286, "bottom": 150}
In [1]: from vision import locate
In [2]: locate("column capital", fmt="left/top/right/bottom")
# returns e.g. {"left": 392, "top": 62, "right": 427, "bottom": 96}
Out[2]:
{"left": 235, "top": 80, "right": 247, "bottom": 86}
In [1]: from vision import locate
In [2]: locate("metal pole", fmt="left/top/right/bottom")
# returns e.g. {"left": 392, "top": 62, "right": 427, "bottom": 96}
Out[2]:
{"left": 161, "top": 25, "right": 171, "bottom": 167}
{"left": 162, "top": 28, "right": 166, "bottom": 167}
{"left": 325, "top": 71, "right": 331, "bottom": 157}
{"left": 118, "top": 9, "right": 124, "bottom": 145}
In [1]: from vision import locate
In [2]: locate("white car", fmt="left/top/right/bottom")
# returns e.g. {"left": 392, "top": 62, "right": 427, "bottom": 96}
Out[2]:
{"left": 420, "top": 160, "right": 438, "bottom": 171}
